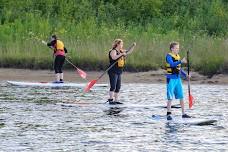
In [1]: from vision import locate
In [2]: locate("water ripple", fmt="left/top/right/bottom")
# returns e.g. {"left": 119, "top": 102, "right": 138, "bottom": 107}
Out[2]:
{"left": 0, "top": 82, "right": 227, "bottom": 151}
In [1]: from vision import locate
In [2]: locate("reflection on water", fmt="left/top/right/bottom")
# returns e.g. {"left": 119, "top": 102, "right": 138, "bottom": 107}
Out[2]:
{"left": 0, "top": 82, "right": 228, "bottom": 151}
{"left": 103, "top": 107, "right": 125, "bottom": 116}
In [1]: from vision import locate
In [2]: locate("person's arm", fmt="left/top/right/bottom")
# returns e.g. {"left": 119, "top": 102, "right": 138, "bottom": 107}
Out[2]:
{"left": 47, "top": 42, "right": 52, "bottom": 47}
{"left": 126, "top": 42, "right": 136, "bottom": 54}
{"left": 64, "top": 47, "right": 68, "bottom": 53}
{"left": 47, "top": 40, "right": 56, "bottom": 49}
{"left": 110, "top": 49, "right": 125, "bottom": 60}
{"left": 166, "top": 55, "right": 181, "bottom": 67}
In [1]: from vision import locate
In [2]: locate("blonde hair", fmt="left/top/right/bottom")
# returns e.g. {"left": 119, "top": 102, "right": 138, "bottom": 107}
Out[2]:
{"left": 112, "top": 39, "right": 123, "bottom": 49}
{"left": 170, "top": 42, "right": 179, "bottom": 51}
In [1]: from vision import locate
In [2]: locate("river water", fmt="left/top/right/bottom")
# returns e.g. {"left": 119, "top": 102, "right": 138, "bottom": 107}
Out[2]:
{"left": 0, "top": 82, "right": 227, "bottom": 152}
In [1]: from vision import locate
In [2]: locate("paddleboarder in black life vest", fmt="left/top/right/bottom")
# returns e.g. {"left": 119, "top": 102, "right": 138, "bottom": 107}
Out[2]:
{"left": 107, "top": 39, "right": 136, "bottom": 104}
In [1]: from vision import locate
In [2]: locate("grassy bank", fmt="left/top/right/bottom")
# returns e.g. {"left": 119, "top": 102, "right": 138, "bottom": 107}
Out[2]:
{"left": 0, "top": 21, "right": 227, "bottom": 77}
{"left": 0, "top": 0, "right": 227, "bottom": 76}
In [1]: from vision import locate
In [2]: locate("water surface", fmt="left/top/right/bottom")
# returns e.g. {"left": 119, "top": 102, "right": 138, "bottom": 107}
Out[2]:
{"left": 0, "top": 82, "right": 227, "bottom": 151}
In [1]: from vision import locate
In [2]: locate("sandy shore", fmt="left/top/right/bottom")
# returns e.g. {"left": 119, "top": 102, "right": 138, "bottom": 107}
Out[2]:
{"left": 0, "top": 68, "right": 228, "bottom": 84}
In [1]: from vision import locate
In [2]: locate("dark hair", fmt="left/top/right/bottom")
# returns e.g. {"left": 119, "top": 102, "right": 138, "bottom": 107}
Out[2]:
{"left": 169, "top": 42, "right": 179, "bottom": 50}
{"left": 51, "top": 35, "right": 57, "bottom": 40}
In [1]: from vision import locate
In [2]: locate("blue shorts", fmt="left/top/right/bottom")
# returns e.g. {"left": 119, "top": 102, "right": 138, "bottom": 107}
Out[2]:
{"left": 166, "top": 78, "right": 184, "bottom": 100}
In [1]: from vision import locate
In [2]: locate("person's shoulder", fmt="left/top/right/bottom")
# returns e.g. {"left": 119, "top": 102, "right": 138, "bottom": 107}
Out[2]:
{"left": 57, "top": 39, "right": 64, "bottom": 43}
{"left": 109, "top": 49, "right": 117, "bottom": 53}
{"left": 51, "top": 39, "right": 57, "bottom": 44}
{"left": 166, "top": 53, "right": 172, "bottom": 57}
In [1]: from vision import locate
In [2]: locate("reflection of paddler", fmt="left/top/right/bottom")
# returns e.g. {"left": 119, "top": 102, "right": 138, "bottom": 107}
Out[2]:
{"left": 165, "top": 42, "right": 191, "bottom": 120}
{"left": 107, "top": 39, "right": 136, "bottom": 104}
{"left": 46, "top": 35, "right": 68, "bottom": 83}
{"left": 104, "top": 107, "right": 124, "bottom": 115}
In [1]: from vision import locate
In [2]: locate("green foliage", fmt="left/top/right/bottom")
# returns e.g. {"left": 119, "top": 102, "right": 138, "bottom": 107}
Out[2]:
{"left": 0, "top": 0, "right": 227, "bottom": 76}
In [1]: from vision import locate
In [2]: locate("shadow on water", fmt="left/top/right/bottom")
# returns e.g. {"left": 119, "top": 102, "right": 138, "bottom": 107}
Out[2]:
{"left": 103, "top": 107, "right": 125, "bottom": 116}
{"left": 159, "top": 123, "right": 186, "bottom": 150}
{"left": 0, "top": 122, "right": 5, "bottom": 128}
{"left": 165, "top": 123, "right": 183, "bottom": 134}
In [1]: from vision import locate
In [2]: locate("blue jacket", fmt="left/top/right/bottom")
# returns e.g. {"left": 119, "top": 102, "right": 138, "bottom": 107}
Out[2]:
{"left": 165, "top": 53, "right": 187, "bottom": 79}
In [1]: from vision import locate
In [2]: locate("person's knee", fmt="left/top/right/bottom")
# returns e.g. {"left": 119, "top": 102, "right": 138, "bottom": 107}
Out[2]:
{"left": 115, "top": 85, "right": 121, "bottom": 92}
{"left": 110, "top": 86, "right": 116, "bottom": 92}
{"left": 110, "top": 81, "right": 116, "bottom": 91}
{"left": 109, "top": 75, "right": 117, "bottom": 91}
{"left": 54, "top": 67, "right": 59, "bottom": 73}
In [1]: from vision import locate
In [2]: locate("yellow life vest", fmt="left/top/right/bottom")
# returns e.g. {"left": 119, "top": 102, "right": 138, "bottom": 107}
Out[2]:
{"left": 117, "top": 56, "right": 125, "bottom": 68}
{"left": 55, "top": 40, "right": 64, "bottom": 51}
{"left": 166, "top": 52, "right": 181, "bottom": 74}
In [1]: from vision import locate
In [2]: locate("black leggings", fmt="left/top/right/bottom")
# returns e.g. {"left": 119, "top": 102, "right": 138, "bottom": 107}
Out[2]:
{"left": 108, "top": 72, "right": 121, "bottom": 93}
{"left": 54, "top": 55, "right": 65, "bottom": 73}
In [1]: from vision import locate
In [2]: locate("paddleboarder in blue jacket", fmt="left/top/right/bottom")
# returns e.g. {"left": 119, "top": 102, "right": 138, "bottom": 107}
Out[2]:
{"left": 165, "top": 42, "right": 191, "bottom": 120}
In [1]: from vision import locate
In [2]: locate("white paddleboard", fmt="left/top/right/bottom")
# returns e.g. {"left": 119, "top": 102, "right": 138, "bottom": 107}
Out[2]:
{"left": 56, "top": 102, "right": 156, "bottom": 108}
{"left": 152, "top": 115, "right": 217, "bottom": 125}
{"left": 7, "top": 81, "right": 108, "bottom": 88}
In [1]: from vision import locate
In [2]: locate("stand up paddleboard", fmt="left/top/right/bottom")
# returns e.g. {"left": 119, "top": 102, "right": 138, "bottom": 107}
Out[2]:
{"left": 152, "top": 115, "right": 217, "bottom": 126}
{"left": 7, "top": 81, "right": 108, "bottom": 88}
{"left": 157, "top": 104, "right": 181, "bottom": 109}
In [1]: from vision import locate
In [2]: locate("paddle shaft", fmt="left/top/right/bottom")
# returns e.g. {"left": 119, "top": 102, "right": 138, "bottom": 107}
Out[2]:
{"left": 96, "top": 43, "right": 135, "bottom": 81}
{"left": 65, "top": 58, "right": 78, "bottom": 69}
{"left": 187, "top": 50, "right": 191, "bottom": 95}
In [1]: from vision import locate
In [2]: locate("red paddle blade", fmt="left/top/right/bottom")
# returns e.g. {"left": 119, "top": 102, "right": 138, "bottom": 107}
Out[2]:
{"left": 76, "top": 68, "right": 87, "bottom": 79}
{"left": 189, "top": 94, "right": 194, "bottom": 109}
{"left": 84, "top": 80, "right": 97, "bottom": 92}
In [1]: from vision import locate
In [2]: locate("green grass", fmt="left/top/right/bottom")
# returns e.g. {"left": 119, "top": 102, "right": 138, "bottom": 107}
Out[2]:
{"left": 0, "top": 19, "right": 227, "bottom": 76}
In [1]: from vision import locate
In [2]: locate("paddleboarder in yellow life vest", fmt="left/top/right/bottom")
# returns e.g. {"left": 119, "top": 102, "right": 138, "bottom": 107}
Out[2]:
{"left": 165, "top": 42, "right": 191, "bottom": 120}
{"left": 46, "top": 35, "right": 68, "bottom": 83}
{"left": 107, "top": 39, "right": 136, "bottom": 104}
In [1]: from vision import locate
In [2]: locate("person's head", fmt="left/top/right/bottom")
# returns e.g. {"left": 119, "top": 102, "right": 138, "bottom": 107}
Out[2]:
{"left": 112, "top": 39, "right": 123, "bottom": 50}
{"left": 50, "top": 35, "right": 57, "bottom": 42}
{"left": 169, "top": 42, "right": 179, "bottom": 54}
